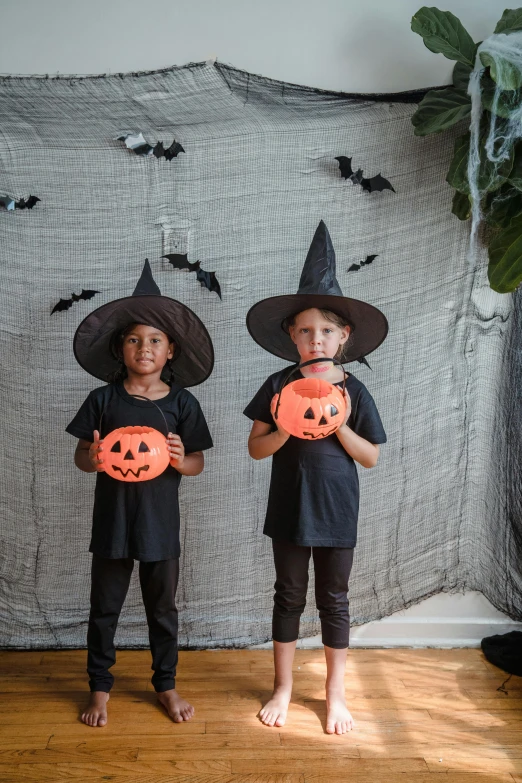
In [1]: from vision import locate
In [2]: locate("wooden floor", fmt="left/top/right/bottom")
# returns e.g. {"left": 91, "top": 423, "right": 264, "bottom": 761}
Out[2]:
{"left": 0, "top": 649, "right": 521, "bottom": 782}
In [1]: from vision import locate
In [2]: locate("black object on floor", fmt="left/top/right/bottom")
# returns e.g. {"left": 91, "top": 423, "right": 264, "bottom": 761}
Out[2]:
{"left": 481, "top": 631, "right": 522, "bottom": 676}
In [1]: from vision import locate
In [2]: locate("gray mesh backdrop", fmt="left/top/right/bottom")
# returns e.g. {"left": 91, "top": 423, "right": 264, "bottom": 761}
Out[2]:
{"left": 0, "top": 62, "right": 520, "bottom": 649}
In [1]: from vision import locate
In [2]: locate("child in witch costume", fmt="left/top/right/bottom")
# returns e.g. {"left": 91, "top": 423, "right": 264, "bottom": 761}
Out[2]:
{"left": 66, "top": 260, "right": 214, "bottom": 727}
{"left": 244, "top": 221, "right": 388, "bottom": 734}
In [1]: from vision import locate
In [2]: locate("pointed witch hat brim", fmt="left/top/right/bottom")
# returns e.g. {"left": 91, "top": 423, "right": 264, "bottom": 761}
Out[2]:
{"left": 73, "top": 260, "right": 214, "bottom": 387}
{"left": 246, "top": 221, "right": 388, "bottom": 363}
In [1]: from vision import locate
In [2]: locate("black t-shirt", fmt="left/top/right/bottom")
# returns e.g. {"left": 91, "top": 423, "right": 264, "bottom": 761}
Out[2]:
{"left": 243, "top": 367, "right": 387, "bottom": 548}
{"left": 66, "top": 382, "right": 213, "bottom": 561}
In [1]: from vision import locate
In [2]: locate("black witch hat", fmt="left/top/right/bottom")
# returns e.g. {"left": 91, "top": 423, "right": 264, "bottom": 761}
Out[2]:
{"left": 73, "top": 259, "right": 214, "bottom": 387}
{"left": 246, "top": 221, "right": 388, "bottom": 363}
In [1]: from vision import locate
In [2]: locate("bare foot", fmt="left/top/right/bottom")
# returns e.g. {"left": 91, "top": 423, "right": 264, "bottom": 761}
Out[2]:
{"left": 81, "top": 691, "right": 109, "bottom": 727}
{"left": 157, "top": 689, "right": 195, "bottom": 722}
{"left": 259, "top": 687, "right": 291, "bottom": 727}
{"left": 326, "top": 692, "right": 354, "bottom": 734}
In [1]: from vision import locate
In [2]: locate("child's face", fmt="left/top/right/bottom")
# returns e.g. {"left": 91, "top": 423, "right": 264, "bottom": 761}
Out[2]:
{"left": 121, "top": 323, "right": 174, "bottom": 378}
{"left": 289, "top": 308, "right": 349, "bottom": 363}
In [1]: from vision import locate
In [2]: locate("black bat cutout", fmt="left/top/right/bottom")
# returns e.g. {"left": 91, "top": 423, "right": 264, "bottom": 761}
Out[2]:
{"left": 133, "top": 142, "right": 154, "bottom": 156}
{"left": 153, "top": 141, "right": 185, "bottom": 161}
{"left": 0, "top": 195, "right": 40, "bottom": 210}
{"left": 348, "top": 254, "right": 378, "bottom": 272}
{"left": 163, "top": 254, "right": 222, "bottom": 299}
{"left": 16, "top": 195, "right": 40, "bottom": 209}
{"left": 51, "top": 289, "right": 100, "bottom": 315}
{"left": 116, "top": 133, "right": 185, "bottom": 161}
{"left": 356, "top": 356, "right": 372, "bottom": 370}
{"left": 335, "top": 156, "right": 395, "bottom": 193}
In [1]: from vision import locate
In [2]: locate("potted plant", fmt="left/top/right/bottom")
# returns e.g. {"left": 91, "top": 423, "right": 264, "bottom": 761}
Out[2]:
{"left": 411, "top": 6, "right": 522, "bottom": 292}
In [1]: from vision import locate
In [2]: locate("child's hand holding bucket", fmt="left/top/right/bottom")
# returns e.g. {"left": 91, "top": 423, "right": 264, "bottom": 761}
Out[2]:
{"left": 342, "top": 389, "right": 352, "bottom": 426}
{"left": 89, "top": 430, "right": 105, "bottom": 472}
{"left": 167, "top": 432, "right": 185, "bottom": 467}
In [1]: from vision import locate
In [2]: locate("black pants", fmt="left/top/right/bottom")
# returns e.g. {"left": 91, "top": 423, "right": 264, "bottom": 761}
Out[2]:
{"left": 272, "top": 540, "right": 354, "bottom": 649}
{"left": 87, "top": 555, "right": 179, "bottom": 693}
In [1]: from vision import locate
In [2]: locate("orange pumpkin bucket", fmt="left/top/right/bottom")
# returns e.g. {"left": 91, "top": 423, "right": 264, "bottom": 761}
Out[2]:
{"left": 271, "top": 358, "right": 347, "bottom": 440}
{"left": 102, "top": 425, "right": 170, "bottom": 482}
{"left": 100, "top": 395, "right": 171, "bottom": 482}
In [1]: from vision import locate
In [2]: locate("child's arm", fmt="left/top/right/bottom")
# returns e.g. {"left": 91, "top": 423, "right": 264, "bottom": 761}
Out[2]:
{"left": 336, "top": 427, "right": 380, "bottom": 468}
{"left": 336, "top": 391, "right": 380, "bottom": 468}
{"left": 74, "top": 430, "right": 104, "bottom": 473}
{"left": 167, "top": 433, "right": 204, "bottom": 476}
{"left": 248, "top": 420, "right": 289, "bottom": 460}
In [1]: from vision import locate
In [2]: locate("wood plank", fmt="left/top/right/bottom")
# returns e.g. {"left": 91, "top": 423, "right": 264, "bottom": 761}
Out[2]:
{"left": 0, "top": 653, "right": 44, "bottom": 665}
{"left": 46, "top": 721, "right": 206, "bottom": 738}
{"left": 39, "top": 650, "right": 265, "bottom": 666}
{"left": 0, "top": 760, "right": 233, "bottom": 779}
{"left": 0, "top": 711, "right": 203, "bottom": 726}
{"left": 307, "top": 696, "right": 522, "bottom": 711}
{"left": 305, "top": 775, "right": 514, "bottom": 783}
{"left": 424, "top": 755, "right": 522, "bottom": 773}
{"left": 0, "top": 728, "right": 52, "bottom": 741}
{"left": 358, "top": 743, "right": 522, "bottom": 759}
{"left": 282, "top": 728, "right": 522, "bottom": 746}
{"left": 12, "top": 664, "right": 257, "bottom": 677}
{"left": 400, "top": 673, "right": 503, "bottom": 686}
{"left": 0, "top": 738, "right": 52, "bottom": 751}
{"left": 428, "top": 709, "right": 522, "bottom": 726}
{"left": 47, "top": 733, "right": 282, "bottom": 750}
{"left": 232, "top": 758, "right": 429, "bottom": 774}
{"left": 0, "top": 747, "right": 138, "bottom": 762}
{"left": 465, "top": 684, "right": 522, "bottom": 695}
{"left": 0, "top": 678, "right": 150, "bottom": 693}
{"left": 137, "top": 747, "right": 361, "bottom": 761}
{"left": 0, "top": 775, "right": 302, "bottom": 783}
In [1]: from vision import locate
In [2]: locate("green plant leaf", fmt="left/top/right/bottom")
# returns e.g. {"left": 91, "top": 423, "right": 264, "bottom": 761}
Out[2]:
{"left": 508, "top": 143, "right": 522, "bottom": 190}
{"left": 494, "top": 8, "right": 522, "bottom": 34}
{"left": 453, "top": 60, "right": 473, "bottom": 90}
{"left": 481, "top": 71, "right": 521, "bottom": 118}
{"left": 412, "top": 87, "right": 471, "bottom": 135}
{"left": 486, "top": 186, "right": 522, "bottom": 227}
{"left": 488, "top": 217, "right": 522, "bottom": 292}
{"left": 480, "top": 51, "right": 522, "bottom": 90}
{"left": 452, "top": 190, "right": 472, "bottom": 220}
{"left": 411, "top": 7, "right": 477, "bottom": 66}
{"left": 447, "top": 133, "right": 471, "bottom": 192}
{"left": 446, "top": 129, "right": 514, "bottom": 194}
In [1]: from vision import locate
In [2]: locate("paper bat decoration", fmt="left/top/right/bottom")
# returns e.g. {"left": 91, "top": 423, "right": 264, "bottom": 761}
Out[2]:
{"left": 357, "top": 356, "right": 372, "bottom": 369}
{"left": 153, "top": 141, "right": 185, "bottom": 161}
{"left": 51, "top": 289, "right": 100, "bottom": 315}
{"left": 163, "top": 253, "right": 222, "bottom": 299}
{"left": 348, "top": 254, "right": 378, "bottom": 272}
{"left": 335, "top": 156, "right": 395, "bottom": 194}
{"left": 0, "top": 195, "right": 40, "bottom": 211}
{"left": 116, "top": 132, "right": 185, "bottom": 160}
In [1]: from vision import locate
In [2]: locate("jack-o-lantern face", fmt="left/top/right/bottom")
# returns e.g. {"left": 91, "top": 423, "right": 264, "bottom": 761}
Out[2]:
{"left": 102, "top": 426, "right": 170, "bottom": 482}
{"left": 271, "top": 378, "right": 346, "bottom": 440}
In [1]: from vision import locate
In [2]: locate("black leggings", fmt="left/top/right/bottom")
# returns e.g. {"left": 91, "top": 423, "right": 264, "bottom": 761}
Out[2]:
{"left": 272, "top": 540, "right": 354, "bottom": 649}
{"left": 87, "top": 555, "right": 179, "bottom": 693}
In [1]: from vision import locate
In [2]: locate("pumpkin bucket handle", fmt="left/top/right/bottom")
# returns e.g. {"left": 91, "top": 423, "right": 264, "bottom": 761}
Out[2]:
{"left": 99, "top": 394, "right": 170, "bottom": 438}
{"left": 273, "top": 358, "right": 347, "bottom": 422}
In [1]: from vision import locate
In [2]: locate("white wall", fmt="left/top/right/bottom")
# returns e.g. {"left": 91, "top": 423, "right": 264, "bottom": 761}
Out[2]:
{"left": 0, "top": 0, "right": 512, "bottom": 92}
{"left": 1, "top": 0, "right": 520, "bottom": 644}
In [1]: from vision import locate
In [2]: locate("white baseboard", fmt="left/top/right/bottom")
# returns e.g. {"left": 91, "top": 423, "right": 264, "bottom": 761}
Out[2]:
{"left": 252, "top": 591, "right": 522, "bottom": 649}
